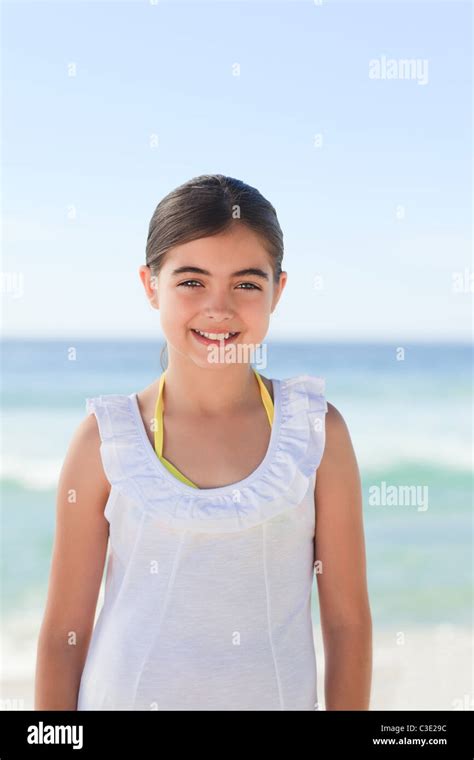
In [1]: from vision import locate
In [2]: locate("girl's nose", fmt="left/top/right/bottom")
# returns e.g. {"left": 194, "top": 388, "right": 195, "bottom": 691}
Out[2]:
{"left": 202, "top": 304, "right": 235, "bottom": 321}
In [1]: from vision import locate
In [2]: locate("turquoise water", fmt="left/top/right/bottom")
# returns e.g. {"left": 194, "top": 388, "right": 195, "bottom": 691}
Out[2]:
{"left": 1, "top": 339, "right": 472, "bottom": 630}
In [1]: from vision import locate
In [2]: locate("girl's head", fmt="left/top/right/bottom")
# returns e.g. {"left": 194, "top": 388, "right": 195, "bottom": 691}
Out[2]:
{"left": 139, "top": 174, "right": 287, "bottom": 370}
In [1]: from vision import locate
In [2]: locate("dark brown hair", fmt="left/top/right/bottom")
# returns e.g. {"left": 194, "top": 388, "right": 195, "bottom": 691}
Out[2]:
{"left": 145, "top": 174, "right": 285, "bottom": 370}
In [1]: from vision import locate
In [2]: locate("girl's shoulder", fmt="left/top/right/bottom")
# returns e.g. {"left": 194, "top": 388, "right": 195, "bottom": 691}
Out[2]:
{"left": 324, "top": 400, "right": 353, "bottom": 439}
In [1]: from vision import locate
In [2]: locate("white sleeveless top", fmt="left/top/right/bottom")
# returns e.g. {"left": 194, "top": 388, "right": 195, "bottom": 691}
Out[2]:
{"left": 77, "top": 374, "right": 328, "bottom": 711}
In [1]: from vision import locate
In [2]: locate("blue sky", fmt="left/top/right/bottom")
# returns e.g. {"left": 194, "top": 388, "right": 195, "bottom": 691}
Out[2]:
{"left": 2, "top": 0, "right": 472, "bottom": 341}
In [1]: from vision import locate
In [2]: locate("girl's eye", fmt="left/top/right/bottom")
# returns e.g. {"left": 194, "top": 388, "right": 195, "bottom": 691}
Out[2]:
{"left": 178, "top": 280, "right": 202, "bottom": 288}
{"left": 236, "top": 282, "right": 260, "bottom": 290}
{"left": 178, "top": 281, "right": 261, "bottom": 290}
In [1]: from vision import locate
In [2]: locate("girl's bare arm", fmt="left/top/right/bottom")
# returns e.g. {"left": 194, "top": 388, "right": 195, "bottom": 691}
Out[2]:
{"left": 314, "top": 402, "right": 372, "bottom": 710}
{"left": 34, "top": 413, "right": 110, "bottom": 710}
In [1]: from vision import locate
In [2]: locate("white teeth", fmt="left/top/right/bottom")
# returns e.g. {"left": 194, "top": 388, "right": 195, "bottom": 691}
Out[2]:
{"left": 193, "top": 329, "right": 237, "bottom": 340}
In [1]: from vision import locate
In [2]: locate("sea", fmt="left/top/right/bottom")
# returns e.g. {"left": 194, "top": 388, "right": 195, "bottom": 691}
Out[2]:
{"left": 1, "top": 339, "right": 472, "bottom": 685}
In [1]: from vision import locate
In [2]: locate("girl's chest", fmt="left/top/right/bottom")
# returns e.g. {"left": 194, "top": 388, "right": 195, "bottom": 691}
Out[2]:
{"left": 142, "top": 405, "right": 273, "bottom": 490}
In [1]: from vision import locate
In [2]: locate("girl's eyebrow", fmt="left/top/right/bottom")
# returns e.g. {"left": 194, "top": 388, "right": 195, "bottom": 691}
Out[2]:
{"left": 171, "top": 266, "right": 269, "bottom": 280}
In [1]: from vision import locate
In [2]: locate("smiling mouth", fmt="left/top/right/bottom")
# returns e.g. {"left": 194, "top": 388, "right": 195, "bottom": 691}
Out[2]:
{"left": 190, "top": 328, "right": 240, "bottom": 344}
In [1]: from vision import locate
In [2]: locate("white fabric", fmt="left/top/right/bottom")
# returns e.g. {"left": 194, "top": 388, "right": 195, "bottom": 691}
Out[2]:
{"left": 77, "top": 374, "right": 328, "bottom": 711}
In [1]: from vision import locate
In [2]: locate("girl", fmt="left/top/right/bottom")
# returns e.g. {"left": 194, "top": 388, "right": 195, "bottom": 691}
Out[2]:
{"left": 35, "top": 174, "right": 372, "bottom": 711}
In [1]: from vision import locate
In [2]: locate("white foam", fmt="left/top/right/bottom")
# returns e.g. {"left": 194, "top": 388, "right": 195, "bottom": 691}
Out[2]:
{"left": 1, "top": 456, "right": 63, "bottom": 490}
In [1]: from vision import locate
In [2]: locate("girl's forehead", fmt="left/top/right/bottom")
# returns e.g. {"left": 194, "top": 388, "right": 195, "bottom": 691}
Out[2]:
{"left": 162, "top": 232, "right": 273, "bottom": 272}
{"left": 173, "top": 225, "right": 266, "bottom": 252}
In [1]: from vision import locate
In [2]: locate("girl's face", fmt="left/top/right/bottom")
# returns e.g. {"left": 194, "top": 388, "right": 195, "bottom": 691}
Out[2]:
{"left": 139, "top": 224, "right": 287, "bottom": 368}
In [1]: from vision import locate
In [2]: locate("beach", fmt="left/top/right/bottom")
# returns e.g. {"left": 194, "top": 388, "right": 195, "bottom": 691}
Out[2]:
{"left": 2, "top": 620, "right": 472, "bottom": 711}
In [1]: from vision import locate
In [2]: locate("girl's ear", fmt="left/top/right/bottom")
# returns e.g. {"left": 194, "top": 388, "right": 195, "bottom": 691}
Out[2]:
{"left": 271, "top": 271, "right": 287, "bottom": 312}
{"left": 138, "top": 265, "right": 159, "bottom": 309}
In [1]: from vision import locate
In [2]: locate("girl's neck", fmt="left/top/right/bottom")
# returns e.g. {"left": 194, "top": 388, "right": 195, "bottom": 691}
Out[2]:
{"left": 161, "top": 361, "right": 262, "bottom": 419}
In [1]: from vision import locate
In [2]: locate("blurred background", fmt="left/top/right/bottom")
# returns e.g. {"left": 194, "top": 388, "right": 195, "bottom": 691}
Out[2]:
{"left": 1, "top": 0, "right": 472, "bottom": 710}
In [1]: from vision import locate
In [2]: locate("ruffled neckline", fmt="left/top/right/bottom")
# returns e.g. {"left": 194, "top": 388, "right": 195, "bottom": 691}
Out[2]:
{"left": 88, "top": 374, "right": 328, "bottom": 534}
{"left": 129, "top": 377, "right": 282, "bottom": 498}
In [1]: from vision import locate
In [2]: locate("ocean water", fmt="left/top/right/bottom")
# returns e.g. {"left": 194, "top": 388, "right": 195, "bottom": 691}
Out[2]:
{"left": 1, "top": 339, "right": 472, "bottom": 682}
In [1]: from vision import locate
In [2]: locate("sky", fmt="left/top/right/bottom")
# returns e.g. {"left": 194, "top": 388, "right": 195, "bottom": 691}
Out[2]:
{"left": 2, "top": 0, "right": 472, "bottom": 342}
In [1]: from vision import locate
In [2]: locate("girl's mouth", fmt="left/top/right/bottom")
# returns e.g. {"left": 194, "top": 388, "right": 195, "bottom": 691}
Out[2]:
{"left": 190, "top": 328, "right": 241, "bottom": 346}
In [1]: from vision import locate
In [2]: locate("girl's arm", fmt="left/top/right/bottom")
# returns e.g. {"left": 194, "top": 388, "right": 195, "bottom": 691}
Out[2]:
{"left": 314, "top": 402, "right": 372, "bottom": 710}
{"left": 34, "top": 413, "right": 111, "bottom": 710}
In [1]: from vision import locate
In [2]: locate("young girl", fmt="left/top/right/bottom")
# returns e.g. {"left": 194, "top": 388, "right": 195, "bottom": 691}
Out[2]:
{"left": 35, "top": 174, "right": 372, "bottom": 711}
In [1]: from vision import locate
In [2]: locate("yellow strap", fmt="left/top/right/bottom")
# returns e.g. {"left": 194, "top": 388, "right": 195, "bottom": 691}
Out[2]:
{"left": 153, "top": 368, "right": 274, "bottom": 488}
{"left": 154, "top": 372, "right": 166, "bottom": 458}
{"left": 159, "top": 455, "right": 200, "bottom": 488}
{"left": 154, "top": 372, "right": 200, "bottom": 488}
{"left": 253, "top": 369, "right": 274, "bottom": 426}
